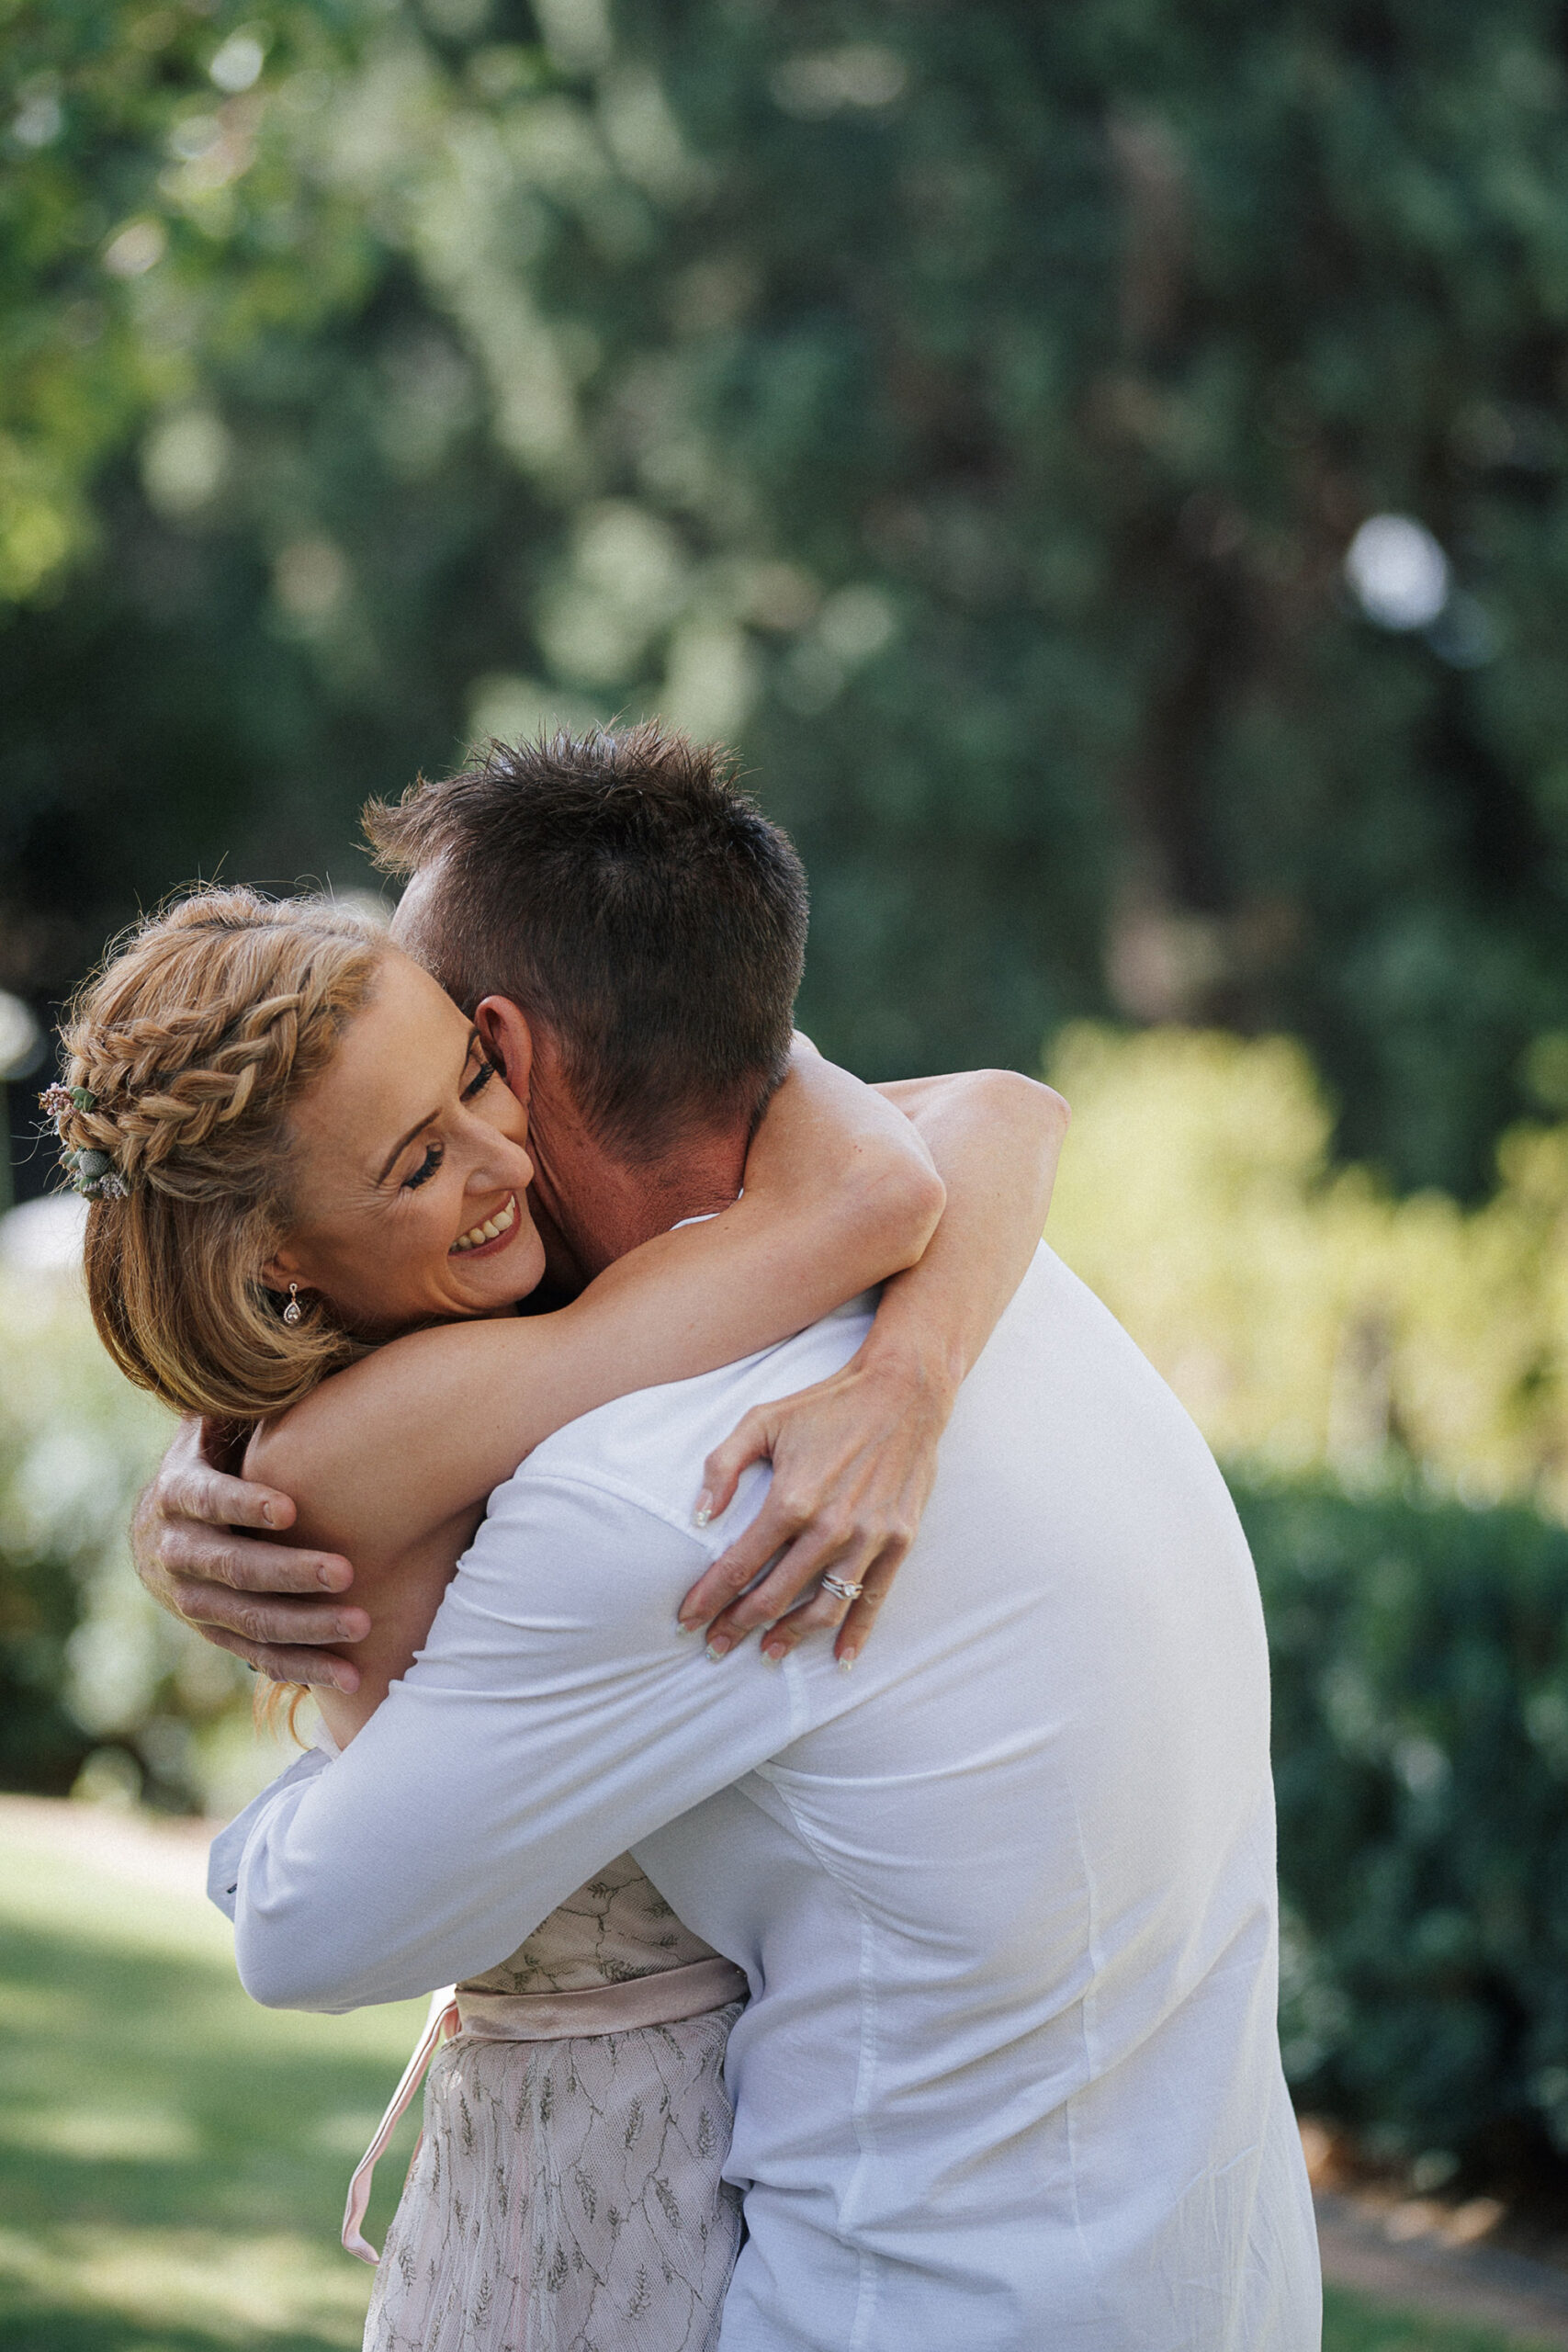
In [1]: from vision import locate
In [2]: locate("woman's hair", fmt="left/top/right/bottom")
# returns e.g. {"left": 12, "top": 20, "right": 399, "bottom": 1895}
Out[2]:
{"left": 52, "top": 888, "right": 388, "bottom": 1422}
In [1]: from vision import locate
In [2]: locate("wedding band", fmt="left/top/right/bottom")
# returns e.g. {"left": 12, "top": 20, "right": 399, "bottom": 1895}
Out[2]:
{"left": 820, "top": 1573, "right": 864, "bottom": 1603}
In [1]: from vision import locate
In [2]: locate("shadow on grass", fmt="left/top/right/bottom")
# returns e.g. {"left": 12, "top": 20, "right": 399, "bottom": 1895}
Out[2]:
{"left": 0, "top": 1915, "right": 407, "bottom": 2236}
{"left": 1324, "top": 2281, "right": 1560, "bottom": 2351}
{"left": 0, "top": 1891, "right": 424, "bottom": 2351}
{"left": 0, "top": 2308, "right": 353, "bottom": 2352}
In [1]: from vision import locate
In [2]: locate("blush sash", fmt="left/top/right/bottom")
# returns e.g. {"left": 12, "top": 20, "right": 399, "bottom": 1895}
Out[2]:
{"left": 341, "top": 1955, "right": 750, "bottom": 2264}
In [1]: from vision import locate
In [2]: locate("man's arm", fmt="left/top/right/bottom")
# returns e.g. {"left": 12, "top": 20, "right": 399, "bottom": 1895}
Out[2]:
{"left": 133, "top": 1419, "right": 367, "bottom": 1691}
{"left": 222, "top": 1473, "right": 800, "bottom": 2010}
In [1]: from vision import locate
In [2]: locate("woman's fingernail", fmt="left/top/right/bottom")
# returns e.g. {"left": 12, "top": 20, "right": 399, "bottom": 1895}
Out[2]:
{"left": 838, "top": 1651, "right": 858, "bottom": 1673}
{"left": 762, "top": 1644, "right": 784, "bottom": 1665}
{"left": 705, "top": 1635, "right": 732, "bottom": 1662}
{"left": 674, "top": 1617, "right": 696, "bottom": 1636}
{"left": 694, "top": 1491, "right": 713, "bottom": 1527}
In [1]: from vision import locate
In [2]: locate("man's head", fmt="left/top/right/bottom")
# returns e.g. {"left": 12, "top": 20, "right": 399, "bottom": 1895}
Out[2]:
{"left": 364, "top": 723, "right": 808, "bottom": 1173}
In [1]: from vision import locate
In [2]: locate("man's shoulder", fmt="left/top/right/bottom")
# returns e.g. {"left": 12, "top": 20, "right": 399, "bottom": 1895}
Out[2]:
{"left": 507, "top": 1291, "right": 881, "bottom": 1519}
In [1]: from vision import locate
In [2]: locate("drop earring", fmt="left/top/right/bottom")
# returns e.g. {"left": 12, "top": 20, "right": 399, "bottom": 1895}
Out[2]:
{"left": 283, "top": 1283, "right": 303, "bottom": 1326}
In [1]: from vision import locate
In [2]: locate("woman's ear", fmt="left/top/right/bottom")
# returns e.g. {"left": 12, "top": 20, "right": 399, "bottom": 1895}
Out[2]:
{"left": 475, "top": 996, "right": 535, "bottom": 1106}
{"left": 260, "top": 1246, "right": 303, "bottom": 1292}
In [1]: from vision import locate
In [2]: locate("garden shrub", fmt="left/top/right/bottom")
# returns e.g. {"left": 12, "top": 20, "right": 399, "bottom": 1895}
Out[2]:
{"left": 1236, "top": 1475, "right": 1568, "bottom": 2177}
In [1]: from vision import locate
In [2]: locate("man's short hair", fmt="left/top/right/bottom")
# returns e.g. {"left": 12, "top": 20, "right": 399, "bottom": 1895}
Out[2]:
{"left": 363, "top": 722, "right": 808, "bottom": 1161}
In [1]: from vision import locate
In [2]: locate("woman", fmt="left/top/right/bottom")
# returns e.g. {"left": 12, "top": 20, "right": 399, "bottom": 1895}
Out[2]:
{"left": 51, "top": 886, "right": 1065, "bottom": 2352}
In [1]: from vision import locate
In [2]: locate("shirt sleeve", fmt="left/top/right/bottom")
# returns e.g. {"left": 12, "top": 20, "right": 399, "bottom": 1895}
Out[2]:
{"left": 224, "top": 1471, "right": 804, "bottom": 2012}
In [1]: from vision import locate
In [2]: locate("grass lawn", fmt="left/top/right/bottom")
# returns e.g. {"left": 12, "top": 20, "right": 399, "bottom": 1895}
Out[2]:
{"left": 0, "top": 1810, "right": 1552, "bottom": 2352}
{"left": 1323, "top": 2287, "right": 1565, "bottom": 2352}
{"left": 0, "top": 1818, "right": 427, "bottom": 2350}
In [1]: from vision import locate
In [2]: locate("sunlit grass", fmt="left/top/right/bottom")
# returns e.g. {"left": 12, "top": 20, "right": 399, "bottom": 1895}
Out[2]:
{"left": 0, "top": 1817, "right": 1550, "bottom": 2351}
{"left": 0, "top": 1826, "right": 425, "bottom": 2350}
{"left": 1324, "top": 2283, "right": 1562, "bottom": 2351}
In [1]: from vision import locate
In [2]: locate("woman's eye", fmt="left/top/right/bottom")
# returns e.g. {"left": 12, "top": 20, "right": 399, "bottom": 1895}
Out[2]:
{"left": 403, "top": 1142, "right": 443, "bottom": 1192}
{"left": 462, "top": 1057, "right": 499, "bottom": 1102}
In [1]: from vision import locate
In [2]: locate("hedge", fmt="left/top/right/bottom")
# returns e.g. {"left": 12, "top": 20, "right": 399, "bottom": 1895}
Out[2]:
{"left": 1237, "top": 1476, "right": 1568, "bottom": 2178}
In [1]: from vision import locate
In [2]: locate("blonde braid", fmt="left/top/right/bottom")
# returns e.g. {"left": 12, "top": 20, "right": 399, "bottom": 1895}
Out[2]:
{"left": 51, "top": 888, "right": 389, "bottom": 1421}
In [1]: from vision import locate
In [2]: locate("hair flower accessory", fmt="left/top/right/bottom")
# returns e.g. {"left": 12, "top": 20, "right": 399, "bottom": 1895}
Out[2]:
{"left": 39, "top": 1082, "right": 131, "bottom": 1199}
{"left": 39, "top": 1082, "right": 95, "bottom": 1123}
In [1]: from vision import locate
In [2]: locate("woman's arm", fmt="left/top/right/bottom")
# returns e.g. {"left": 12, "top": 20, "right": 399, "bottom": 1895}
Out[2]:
{"left": 676, "top": 1070, "right": 1069, "bottom": 1665}
{"left": 246, "top": 1048, "right": 943, "bottom": 1563}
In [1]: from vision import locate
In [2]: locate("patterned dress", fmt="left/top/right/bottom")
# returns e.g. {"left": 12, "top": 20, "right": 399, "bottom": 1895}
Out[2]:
{"left": 363, "top": 1855, "right": 746, "bottom": 2352}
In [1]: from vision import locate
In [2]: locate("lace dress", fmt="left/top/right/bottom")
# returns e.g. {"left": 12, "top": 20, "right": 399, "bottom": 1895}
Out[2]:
{"left": 361, "top": 1854, "right": 747, "bottom": 2352}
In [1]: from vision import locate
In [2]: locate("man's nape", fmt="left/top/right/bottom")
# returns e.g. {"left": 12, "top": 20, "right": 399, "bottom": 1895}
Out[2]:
{"left": 501, "top": 1013, "right": 752, "bottom": 1281}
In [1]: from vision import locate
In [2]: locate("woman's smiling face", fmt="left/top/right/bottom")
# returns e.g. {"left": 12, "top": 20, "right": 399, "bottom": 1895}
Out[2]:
{"left": 264, "top": 945, "right": 546, "bottom": 1332}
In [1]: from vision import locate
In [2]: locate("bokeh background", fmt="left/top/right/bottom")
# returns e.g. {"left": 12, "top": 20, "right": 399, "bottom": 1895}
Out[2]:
{"left": 7, "top": 3, "right": 1568, "bottom": 2346}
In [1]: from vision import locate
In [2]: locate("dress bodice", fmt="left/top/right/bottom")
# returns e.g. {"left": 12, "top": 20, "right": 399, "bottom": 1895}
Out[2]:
{"left": 457, "top": 1851, "right": 720, "bottom": 1997}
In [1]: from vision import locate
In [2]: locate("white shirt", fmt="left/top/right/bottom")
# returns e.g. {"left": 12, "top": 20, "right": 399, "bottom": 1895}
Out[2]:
{"left": 212, "top": 1246, "right": 1320, "bottom": 2349}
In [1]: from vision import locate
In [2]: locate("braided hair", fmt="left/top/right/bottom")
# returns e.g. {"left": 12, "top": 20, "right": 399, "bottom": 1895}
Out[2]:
{"left": 55, "top": 888, "right": 388, "bottom": 1419}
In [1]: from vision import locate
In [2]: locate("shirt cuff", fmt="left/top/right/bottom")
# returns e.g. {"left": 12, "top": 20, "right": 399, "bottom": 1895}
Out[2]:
{"left": 207, "top": 1744, "right": 333, "bottom": 1919}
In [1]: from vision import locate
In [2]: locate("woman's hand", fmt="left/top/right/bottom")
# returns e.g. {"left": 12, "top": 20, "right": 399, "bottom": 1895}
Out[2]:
{"left": 676, "top": 1338, "right": 956, "bottom": 1668}
{"left": 678, "top": 1068, "right": 1069, "bottom": 1667}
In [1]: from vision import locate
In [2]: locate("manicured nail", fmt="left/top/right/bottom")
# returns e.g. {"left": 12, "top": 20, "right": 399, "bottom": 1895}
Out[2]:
{"left": 705, "top": 1636, "right": 732, "bottom": 1661}
{"left": 838, "top": 1651, "right": 858, "bottom": 1673}
{"left": 694, "top": 1491, "right": 713, "bottom": 1528}
{"left": 674, "top": 1616, "right": 697, "bottom": 1636}
{"left": 762, "top": 1644, "right": 784, "bottom": 1665}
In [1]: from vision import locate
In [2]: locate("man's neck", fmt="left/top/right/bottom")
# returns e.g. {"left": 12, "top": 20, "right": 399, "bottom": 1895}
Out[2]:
{"left": 525, "top": 1040, "right": 750, "bottom": 1283}
{"left": 561, "top": 1133, "right": 747, "bottom": 1274}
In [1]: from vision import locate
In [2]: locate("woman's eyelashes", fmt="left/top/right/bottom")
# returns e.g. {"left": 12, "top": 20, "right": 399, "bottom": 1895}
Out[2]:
{"left": 400, "top": 1057, "right": 498, "bottom": 1190}
{"left": 403, "top": 1140, "right": 443, "bottom": 1192}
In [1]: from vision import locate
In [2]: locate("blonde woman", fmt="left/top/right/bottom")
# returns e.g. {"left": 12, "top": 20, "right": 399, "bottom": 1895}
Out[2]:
{"left": 55, "top": 875, "right": 1063, "bottom": 2351}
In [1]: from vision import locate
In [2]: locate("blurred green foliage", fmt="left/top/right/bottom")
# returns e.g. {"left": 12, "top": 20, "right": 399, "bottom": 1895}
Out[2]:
{"left": 1045, "top": 1023, "right": 1568, "bottom": 1517}
{"left": 0, "top": 1240, "right": 284, "bottom": 1815}
{"left": 1045, "top": 1027, "right": 1568, "bottom": 2177}
{"left": 1247, "top": 1473, "right": 1568, "bottom": 2182}
{"left": 7, "top": 1, "right": 1568, "bottom": 1189}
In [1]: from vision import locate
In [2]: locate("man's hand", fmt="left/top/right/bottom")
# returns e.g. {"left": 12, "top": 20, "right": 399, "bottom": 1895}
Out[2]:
{"left": 132, "top": 1418, "right": 368, "bottom": 1690}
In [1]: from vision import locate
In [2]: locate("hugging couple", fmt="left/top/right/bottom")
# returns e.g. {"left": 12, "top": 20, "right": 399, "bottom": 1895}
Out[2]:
{"left": 62, "top": 721, "right": 1319, "bottom": 2349}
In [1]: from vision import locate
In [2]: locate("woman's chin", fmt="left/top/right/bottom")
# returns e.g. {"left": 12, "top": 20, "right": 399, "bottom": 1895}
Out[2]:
{"left": 459, "top": 1227, "right": 548, "bottom": 1313}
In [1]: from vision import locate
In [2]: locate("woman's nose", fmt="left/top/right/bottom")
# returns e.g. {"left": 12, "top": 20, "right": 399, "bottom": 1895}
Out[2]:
{"left": 470, "top": 1143, "right": 532, "bottom": 1194}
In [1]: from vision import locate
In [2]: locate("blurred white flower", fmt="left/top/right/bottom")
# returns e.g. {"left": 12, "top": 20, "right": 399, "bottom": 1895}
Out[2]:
{"left": 209, "top": 28, "right": 267, "bottom": 96}
{"left": 1345, "top": 514, "right": 1450, "bottom": 631}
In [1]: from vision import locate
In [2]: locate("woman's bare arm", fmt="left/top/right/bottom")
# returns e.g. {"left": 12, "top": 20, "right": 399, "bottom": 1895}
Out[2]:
{"left": 677, "top": 1070, "right": 1069, "bottom": 1664}
{"left": 246, "top": 1049, "right": 943, "bottom": 1564}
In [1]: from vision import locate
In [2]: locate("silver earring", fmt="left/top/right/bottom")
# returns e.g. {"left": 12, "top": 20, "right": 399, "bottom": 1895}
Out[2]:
{"left": 283, "top": 1283, "right": 303, "bottom": 1326}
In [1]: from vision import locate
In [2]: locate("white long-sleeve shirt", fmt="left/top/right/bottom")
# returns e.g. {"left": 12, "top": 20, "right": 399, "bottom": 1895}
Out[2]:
{"left": 212, "top": 1246, "right": 1319, "bottom": 2349}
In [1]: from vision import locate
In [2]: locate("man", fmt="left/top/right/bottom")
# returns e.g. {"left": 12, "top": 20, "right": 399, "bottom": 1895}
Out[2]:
{"left": 139, "top": 726, "right": 1320, "bottom": 2346}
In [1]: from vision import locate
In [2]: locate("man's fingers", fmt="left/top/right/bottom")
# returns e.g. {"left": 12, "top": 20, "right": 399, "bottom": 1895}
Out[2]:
{"left": 169, "top": 1578, "right": 370, "bottom": 1649}
{"left": 202, "top": 1626, "right": 363, "bottom": 1693}
{"left": 159, "top": 1520, "right": 353, "bottom": 1595}
{"left": 167, "top": 1456, "right": 298, "bottom": 1534}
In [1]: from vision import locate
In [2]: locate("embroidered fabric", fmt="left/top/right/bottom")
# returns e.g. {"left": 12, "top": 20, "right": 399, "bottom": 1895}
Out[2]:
{"left": 359, "top": 1855, "right": 746, "bottom": 2352}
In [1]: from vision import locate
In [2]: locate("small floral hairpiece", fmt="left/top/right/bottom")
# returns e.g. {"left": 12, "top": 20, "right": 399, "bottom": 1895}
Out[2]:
{"left": 39, "top": 1082, "right": 130, "bottom": 1200}
{"left": 39, "top": 1083, "right": 95, "bottom": 1123}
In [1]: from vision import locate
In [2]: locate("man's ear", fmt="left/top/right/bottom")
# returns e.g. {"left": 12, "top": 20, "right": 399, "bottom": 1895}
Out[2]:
{"left": 475, "top": 996, "right": 535, "bottom": 1107}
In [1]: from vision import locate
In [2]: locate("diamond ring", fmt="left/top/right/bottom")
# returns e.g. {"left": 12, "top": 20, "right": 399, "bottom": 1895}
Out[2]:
{"left": 819, "top": 1573, "right": 864, "bottom": 1603}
